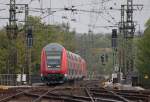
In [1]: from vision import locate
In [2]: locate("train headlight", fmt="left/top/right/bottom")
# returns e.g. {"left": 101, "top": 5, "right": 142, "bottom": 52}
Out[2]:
{"left": 64, "top": 74, "right": 67, "bottom": 77}
{"left": 56, "top": 65, "right": 60, "bottom": 67}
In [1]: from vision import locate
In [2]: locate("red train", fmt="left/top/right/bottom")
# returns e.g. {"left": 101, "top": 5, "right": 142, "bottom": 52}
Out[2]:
{"left": 40, "top": 43, "right": 87, "bottom": 84}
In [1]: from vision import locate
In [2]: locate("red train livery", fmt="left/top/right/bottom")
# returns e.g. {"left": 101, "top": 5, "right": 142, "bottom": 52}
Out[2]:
{"left": 40, "top": 43, "right": 87, "bottom": 84}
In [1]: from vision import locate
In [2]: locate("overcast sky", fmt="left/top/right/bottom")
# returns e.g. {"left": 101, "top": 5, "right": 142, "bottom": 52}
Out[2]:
{"left": 0, "top": 0, "right": 150, "bottom": 33}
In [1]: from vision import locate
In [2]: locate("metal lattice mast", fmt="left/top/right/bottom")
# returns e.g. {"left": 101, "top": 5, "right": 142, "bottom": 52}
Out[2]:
{"left": 6, "top": 0, "right": 18, "bottom": 85}
{"left": 7, "top": 0, "right": 18, "bottom": 39}
{"left": 119, "top": 5, "right": 125, "bottom": 76}
{"left": 125, "top": 0, "right": 135, "bottom": 80}
{"left": 126, "top": 0, "right": 135, "bottom": 37}
{"left": 119, "top": 0, "right": 135, "bottom": 83}
{"left": 24, "top": 4, "right": 30, "bottom": 85}
{"left": 118, "top": 0, "right": 143, "bottom": 84}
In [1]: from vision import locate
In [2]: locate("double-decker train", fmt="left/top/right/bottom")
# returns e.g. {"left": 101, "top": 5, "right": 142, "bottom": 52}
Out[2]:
{"left": 40, "top": 43, "right": 87, "bottom": 84}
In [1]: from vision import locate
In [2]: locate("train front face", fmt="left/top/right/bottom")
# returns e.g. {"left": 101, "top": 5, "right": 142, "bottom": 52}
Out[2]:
{"left": 41, "top": 43, "right": 67, "bottom": 84}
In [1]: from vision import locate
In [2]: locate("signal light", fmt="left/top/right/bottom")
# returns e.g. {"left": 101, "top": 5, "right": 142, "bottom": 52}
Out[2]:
{"left": 101, "top": 54, "right": 105, "bottom": 65}
{"left": 27, "top": 27, "right": 33, "bottom": 48}
{"left": 112, "top": 29, "right": 117, "bottom": 38}
{"left": 112, "top": 29, "right": 117, "bottom": 48}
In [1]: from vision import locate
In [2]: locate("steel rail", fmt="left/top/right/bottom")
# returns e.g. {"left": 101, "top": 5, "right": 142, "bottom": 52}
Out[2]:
{"left": 91, "top": 91, "right": 130, "bottom": 102}
{"left": 44, "top": 95, "right": 89, "bottom": 102}
{"left": 25, "top": 92, "right": 90, "bottom": 102}
{"left": 89, "top": 87, "right": 131, "bottom": 102}
{"left": 90, "top": 88, "right": 150, "bottom": 100}
{"left": 90, "top": 88, "right": 149, "bottom": 102}
{"left": 85, "top": 87, "right": 95, "bottom": 102}
{"left": 117, "top": 92, "right": 149, "bottom": 98}
{"left": 105, "top": 89, "right": 131, "bottom": 102}
{"left": 32, "top": 87, "right": 57, "bottom": 102}
{"left": 48, "top": 92, "right": 91, "bottom": 101}
{"left": 0, "top": 89, "right": 31, "bottom": 102}
{"left": 96, "top": 98, "right": 124, "bottom": 102}
{"left": 116, "top": 93, "right": 149, "bottom": 102}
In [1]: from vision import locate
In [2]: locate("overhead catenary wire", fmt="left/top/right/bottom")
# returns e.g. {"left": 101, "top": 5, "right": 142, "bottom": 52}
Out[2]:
{"left": 0, "top": 0, "right": 149, "bottom": 33}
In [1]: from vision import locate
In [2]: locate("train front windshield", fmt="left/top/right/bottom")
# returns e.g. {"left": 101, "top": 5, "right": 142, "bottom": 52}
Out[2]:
{"left": 46, "top": 51, "right": 61, "bottom": 70}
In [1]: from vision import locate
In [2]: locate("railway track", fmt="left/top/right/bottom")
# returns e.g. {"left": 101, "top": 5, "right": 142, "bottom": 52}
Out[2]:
{"left": 0, "top": 80, "right": 149, "bottom": 102}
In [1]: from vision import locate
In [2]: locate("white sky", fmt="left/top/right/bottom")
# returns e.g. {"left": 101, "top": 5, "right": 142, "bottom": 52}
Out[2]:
{"left": 0, "top": 0, "right": 150, "bottom": 33}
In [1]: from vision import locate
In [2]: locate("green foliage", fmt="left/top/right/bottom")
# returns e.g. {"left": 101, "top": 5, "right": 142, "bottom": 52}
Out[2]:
{"left": 76, "top": 33, "right": 113, "bottom": 76}
{"left": 0, "top": 16, "right": 112, "bottom": 76}
{"left": 0, "top": 16, "right": 76, "bottom": 74}
{"left": 28, "top": 16, "right": 76, "bottom": 74}
{"left": 0, "top": 30, "right": 9, "bottom": 73}
{"left": 136, "top": 18, "right": 150, "bottom": 87}
{"left": 145, "top": 18, "right": 150, "bottom": 27}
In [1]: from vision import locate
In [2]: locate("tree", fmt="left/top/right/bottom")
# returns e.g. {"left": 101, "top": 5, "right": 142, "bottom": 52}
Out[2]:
{"left": 0, "top": 29, "right": 9, "bottom": 73}
{"left": 137, "top": 18, "right": 150, "bottom": 88}
{"left": 0, "top": 16, "right": 77, "bottom": 74}
{"left": 26, "top": 16, "right": 76, "bottom": 74}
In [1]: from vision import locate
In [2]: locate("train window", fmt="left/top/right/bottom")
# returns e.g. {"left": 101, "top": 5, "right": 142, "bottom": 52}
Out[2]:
{"left": 68, "top": 52, "right": 71, "bottom": 59}
{"left": 75, "top": 56, "right": 78, "bottom": 61}
{"left": 72, "top": 56, "right": 74, "bottom": 61}
{"left": 73, "top": 63, "right": 76, "bottom": 69}
{"left": 71, "top": 55, "right": 73, "bottom": 60}
{"left": 70, "top": 61, "right": 71, "bottom": 68}
{"left": 68, "top": 60, "right": 70, "bottom": 68}
{"left": 46, "top": 51, "right": 62, "bottom": 67}
{"left": 71, "top": 69, "right": 73, "bottom": 76}
{"left": 69, "top": 68, "right": 71, "bottom": 75}
{"left": 71, "top": 62, "right": 73, "bottom": 69}
{"left": 74, "top": 56, "right": 76, "bottom": 61}
{"left": 67, "top": 52, "right": 69, "bottom": 58}
{"left": 76, "top": 63, "right": 78, "bottom": 69}
{"left": 47, "top": 59, "right": 60, "bottom": 65}
{"left": 70, "top": 62, "right": 72, "bottom": 69}
{"left": 72, "top": 62, "right": 73, "bottom": 69}
{"left": 69, "top": 61, "right": 71, "bottom": 69}
{"left": 69, "top": 54, "right": 70, "bottom": 59}
{"left": 79, "top": 58, "right": 81, "bottom": 62}
{"left": 73, "top": 69, "right": 75, "bottom": 75}
{"left": 78, "top": 64, "right": 80, "bottom": 69}
{"left": 46, "top": 51, "right": 61, "bottom": 56}
{"left": 72, "top": 69, "right": 74, "bottom": 75}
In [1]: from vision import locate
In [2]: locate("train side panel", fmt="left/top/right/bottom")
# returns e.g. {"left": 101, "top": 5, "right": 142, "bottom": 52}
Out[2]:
{"left": 40, "top": 49, "right": 47, "bottom": 77}
{"left": 61, "top": 48, "right": 68, "bottom": 80}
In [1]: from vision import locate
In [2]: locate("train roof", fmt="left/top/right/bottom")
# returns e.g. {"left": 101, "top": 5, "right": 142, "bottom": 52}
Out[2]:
{"left": 44, "top": 43, "right": 64, "bottom": 51}
{"left": 67, "top": 51, "right": 82, "bottom": 59}
{"left": 44, "top": 43, "right": 84, "bottom": 60}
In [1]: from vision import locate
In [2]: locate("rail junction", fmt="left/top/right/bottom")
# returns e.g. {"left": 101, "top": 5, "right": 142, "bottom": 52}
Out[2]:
{"left": 0, "top": 80, "right": 149, "bottom": 102}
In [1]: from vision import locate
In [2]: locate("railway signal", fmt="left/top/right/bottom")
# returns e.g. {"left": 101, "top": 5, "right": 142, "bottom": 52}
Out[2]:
{"left": 144, "top": 74, "right": 149, "bottom": 79}
{"left": 27, "top": 27, "right": 33, "bottom": 48}
{"left": 111, "top": 29, "right": 117, "bottom": 48}
{"left": 101, "top": 54, "right": 105, "bottom": 65}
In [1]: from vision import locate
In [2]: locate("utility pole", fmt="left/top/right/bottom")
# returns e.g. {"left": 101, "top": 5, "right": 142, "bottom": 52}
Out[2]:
{"left": 22, "top": 4, "right": 33, "bottom": 85}
{"left": 119, "top": 0, "right": 143, "bottom": 85}
{"left": 119, "top": 5, "right": 125, "bottom": 73}
{"left": 6, "top": 0, "right": 18, "bottom": 85}
{"left": 125, "top": 0, "right": 134, "bottom": 84}
{"left": 6, "top": 3, "right": 31, "bottom": 85}
{"left": 88, "top": 29, "right": 95, "bottom": 79}
{"left": 24, "top": 4, "right": 31, "bottom": 85}
{"left": 7, "top": 0, "right": 17, "bottom": 39}
{"left": 17, "top": 4, "right": 30, "bottom": 85}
